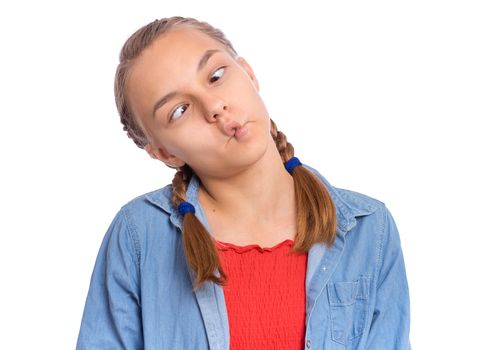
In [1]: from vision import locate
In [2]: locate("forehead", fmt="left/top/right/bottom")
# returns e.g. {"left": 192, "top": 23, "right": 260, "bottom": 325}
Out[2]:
{"left": 131, "top": 27, "right": 227, "bottom": 76}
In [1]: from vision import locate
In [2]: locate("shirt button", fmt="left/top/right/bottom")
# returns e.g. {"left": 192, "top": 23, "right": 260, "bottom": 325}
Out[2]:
{"left": 306, "top": 339, "right": 311, "bottom": 348}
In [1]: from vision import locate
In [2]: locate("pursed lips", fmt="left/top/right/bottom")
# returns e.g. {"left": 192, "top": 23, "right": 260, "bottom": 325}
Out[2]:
{"left": 227, "top": 121, "right": 248, "bottom": 141}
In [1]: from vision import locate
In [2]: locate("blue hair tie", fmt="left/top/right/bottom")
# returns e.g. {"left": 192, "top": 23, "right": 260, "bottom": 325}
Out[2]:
{"left": 178, "top": 201, "right": 195, "bottom": 216}
{"left": 284, "top": 156, "right": 302, "bottom": 174}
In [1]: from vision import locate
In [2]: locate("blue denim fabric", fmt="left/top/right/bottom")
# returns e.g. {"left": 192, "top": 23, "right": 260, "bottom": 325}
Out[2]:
{"left": 76, "top": 163, "right": 411, "bottom": 349}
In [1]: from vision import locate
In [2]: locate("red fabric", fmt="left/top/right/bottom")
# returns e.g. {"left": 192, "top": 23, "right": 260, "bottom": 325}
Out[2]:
{"left": 213, "top": 237, "right": 308, "bottom": 350}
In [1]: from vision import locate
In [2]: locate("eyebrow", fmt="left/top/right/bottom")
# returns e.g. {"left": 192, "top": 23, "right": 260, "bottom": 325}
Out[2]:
{"left": 152, "top": 49, "right": 222, "bottom": 119}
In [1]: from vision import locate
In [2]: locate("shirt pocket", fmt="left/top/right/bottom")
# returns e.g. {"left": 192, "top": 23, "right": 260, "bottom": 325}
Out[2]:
{"left": 327, "top": 275, "right": 371, "bottom": 346}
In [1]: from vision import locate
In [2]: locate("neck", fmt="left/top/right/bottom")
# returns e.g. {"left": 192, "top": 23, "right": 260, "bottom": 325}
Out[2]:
{"left": 196, "top": 137, "right": 296, "bottom": 237}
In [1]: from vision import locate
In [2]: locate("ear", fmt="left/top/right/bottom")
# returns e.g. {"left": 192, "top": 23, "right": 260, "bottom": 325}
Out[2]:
{"left": 144, "top": 143, "right": 186, "bottom": 168}
{"left": 237, "top": 56, "right": 260, "bottom": 92}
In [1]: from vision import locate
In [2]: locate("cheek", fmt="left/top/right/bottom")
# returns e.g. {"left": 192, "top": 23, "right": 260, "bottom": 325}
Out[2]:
{"left": 231, "top": 79, "right": 257, "bottom": 99}
{"left": 229, "top": 81, "right": 267, "bottom": 113}
{"left": 170, "top": 128, "right": 222, "bottom": 157}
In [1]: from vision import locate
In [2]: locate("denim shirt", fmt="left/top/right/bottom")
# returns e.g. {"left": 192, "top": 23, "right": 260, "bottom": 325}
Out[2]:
{"left": 76, "top": 163, "right": 411, "bottom": 350}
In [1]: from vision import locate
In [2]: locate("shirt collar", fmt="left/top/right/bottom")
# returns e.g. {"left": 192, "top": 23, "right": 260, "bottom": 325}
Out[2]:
{"left": 300, "top": 163, "right": 379, "bottom": 235}
{"left": 144, "top": 162, "right": 378, "bottom": 236}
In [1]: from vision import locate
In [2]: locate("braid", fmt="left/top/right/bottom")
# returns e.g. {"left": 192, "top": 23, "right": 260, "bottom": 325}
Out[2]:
{"left": 171, "top": 164, "right": 227, "bottom": 292}
{"left": 270, "top": 118, "right": 337, "bottom": 252}
{"left": 170, "top": 164, "right": 193, "bottom": 206}
{"left": 270, "top": 118, "right": 294, "bottom": 161}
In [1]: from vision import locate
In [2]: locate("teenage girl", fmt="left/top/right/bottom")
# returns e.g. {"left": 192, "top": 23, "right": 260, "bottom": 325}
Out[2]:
{"left": 77, "top": 16, "right": 411, "bottom": 350}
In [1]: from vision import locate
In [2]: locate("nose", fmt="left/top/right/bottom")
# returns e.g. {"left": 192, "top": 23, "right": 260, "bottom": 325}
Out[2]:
{"left": 201, "top": 94, "right": 241, "bottom": 137}
{"left": 202, "top": 91, "right": 227, "bottom": 121}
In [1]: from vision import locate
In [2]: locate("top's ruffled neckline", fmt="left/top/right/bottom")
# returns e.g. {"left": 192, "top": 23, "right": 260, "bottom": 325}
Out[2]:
{"left": 213, "top": 237, "right": 294, "bottom": 253}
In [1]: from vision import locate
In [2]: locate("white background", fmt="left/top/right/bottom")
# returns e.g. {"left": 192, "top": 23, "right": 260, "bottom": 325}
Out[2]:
{"left": 1, "top": 0, "right": 489, "bottom": 349}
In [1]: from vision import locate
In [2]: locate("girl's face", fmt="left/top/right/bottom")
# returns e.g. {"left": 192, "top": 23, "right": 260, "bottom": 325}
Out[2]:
{"left": 126, "top": 27, "right": 273, "bottom": 179}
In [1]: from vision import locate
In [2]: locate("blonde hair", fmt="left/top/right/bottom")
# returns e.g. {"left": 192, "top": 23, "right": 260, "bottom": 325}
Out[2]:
{"left": 114, "top": 16, "right": 337, "bottom": 291}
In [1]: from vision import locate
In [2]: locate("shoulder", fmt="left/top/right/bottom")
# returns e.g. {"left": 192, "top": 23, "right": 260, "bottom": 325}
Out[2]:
{"left": 121, "top": 184, "right": 177, "bottom": 226}
{"left": 334, "top": 186, "right": 386, "bottom": 214}
{"left": 107, "top": 185, "right": 179, "bottom": 258}
{"left": 325, "top": 180, "right": 403, "bottom": 277}
{"left": 333, "top": 186, "right": 393, "bottom": 250}
{"left": 302, "top": 163, "right": 384, "bottom": 209}
{"left": 302, "top": 163, "right": 387, "bottom": 232}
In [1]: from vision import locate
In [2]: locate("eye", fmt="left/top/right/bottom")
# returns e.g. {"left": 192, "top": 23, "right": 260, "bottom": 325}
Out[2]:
{"left": 168, "top": 67, "right": 226, "bottom": 122}
{"left": 169, "top": 104, "right": 188, "bottom": 122}
{"left": 210, "top": 66, "right": 225, "bottom": 83}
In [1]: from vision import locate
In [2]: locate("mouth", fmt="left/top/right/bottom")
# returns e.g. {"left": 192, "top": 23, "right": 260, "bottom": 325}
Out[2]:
{"left": 228, "top": 121, "right": 249, "bottom": 141}
{"left": 234, "top": 124, "right": 249, "bottom": 139}
{"left": 234, "top": 126, "right": 248, "bottom": 138}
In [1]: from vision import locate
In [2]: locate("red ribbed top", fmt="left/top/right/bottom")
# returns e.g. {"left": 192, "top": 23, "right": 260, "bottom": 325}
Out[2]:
{"left": 213, "top": 237, "right": 308, "bottom": 350}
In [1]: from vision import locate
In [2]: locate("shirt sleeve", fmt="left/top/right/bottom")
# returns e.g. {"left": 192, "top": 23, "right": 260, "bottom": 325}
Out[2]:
{"left": 76, "top": 207, "right": 143, "bottom": 350}
{"left": 365, "top": 206, "right": 411, "bottom": 349}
